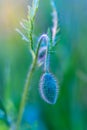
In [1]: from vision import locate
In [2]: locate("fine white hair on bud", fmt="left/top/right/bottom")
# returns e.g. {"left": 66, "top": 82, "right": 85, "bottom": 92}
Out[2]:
{"left": 39, "top": 72, "right": 59, "bottom": 104}
{"left": 38, "top": 46, "right": 47, "bottom": 66}
{"left": 38, "top": 34, "right": 49, "bottom": 45}
{"left": 37, "top": 34, "right": 49, "bottom": 67}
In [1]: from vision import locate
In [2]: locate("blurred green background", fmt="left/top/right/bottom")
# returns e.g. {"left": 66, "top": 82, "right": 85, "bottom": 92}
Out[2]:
{"left": 0, "top": 0, "right": 87, "bottom": 130}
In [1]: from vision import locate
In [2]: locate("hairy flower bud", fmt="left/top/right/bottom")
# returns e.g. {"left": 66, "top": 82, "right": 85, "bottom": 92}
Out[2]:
{"left": 38, "top": 46, "right": 47, "bottom": 66}
{"left": 39, "top": 72, "right": 58, "bottom": 104}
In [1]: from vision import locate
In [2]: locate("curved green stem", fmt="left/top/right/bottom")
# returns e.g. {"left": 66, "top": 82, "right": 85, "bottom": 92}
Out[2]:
{"left": 28, "top": 20, "right": 36, "bottom": 59}
{"left": 16, "top": 34, "right": 47, "bottom": 130}
{"left": 44, "top": 36, "right": 50, "bottom": 72}
{"left": 16, "top": 59, "right": 36, "bottom": 130}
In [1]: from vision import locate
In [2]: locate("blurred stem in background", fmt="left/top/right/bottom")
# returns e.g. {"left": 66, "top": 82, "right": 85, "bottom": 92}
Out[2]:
{"left": 4, "top": 62, "right": 11, "bottom": 101}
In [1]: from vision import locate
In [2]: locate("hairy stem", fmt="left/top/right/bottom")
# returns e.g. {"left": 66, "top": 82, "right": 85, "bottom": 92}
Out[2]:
{"left": 43, "top": 35, "right": 50, "bottom": 72}
{"left": 16, "top": 35, "right": 45, "bottom": 130}
{"left": 29, "top": 20, "right": 34, "bottom": 50}
{"left": 28, "top": 20, "right": 35, "bottom": 59}
{"left": 16, "top": 61, "right": 36, "bottom": 130}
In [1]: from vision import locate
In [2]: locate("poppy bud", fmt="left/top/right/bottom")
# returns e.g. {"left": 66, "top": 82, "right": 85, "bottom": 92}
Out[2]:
{"left": 39, "top": 72, "right": 58, "bottom": 104}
